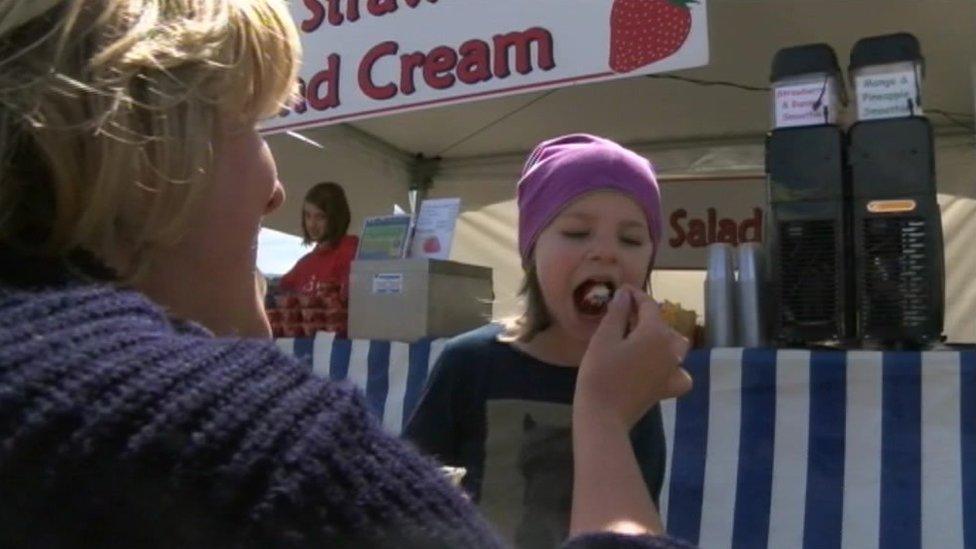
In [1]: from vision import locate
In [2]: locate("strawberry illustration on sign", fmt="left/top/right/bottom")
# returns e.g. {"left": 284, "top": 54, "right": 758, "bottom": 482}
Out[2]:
{"left": 423, "top": 236, "right": 441, "bottom": 254}
{"left": 609, "top": 0, "right": 696, "bottom": 73}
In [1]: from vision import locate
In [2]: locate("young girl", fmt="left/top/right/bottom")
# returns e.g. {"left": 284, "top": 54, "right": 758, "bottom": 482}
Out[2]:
{"left": 405, "top": 134, "right": 668, "bottom": 549}
{"left": 280, "top": 181, "right": 359, "bottom": 295}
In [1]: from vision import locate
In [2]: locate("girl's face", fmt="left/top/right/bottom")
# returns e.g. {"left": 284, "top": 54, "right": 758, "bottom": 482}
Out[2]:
{"left": 532, "top": 191, "right": 654, "bottom": 342}
{"left": 303, "top": 202, "right": 328, "bottom": 242}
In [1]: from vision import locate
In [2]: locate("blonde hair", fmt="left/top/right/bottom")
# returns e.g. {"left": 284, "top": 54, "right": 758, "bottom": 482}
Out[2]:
{"left": 500, "top": 264, "right": 551, "bottom": 343}
{"left": 0, "top": 0, "right": 300, "bottom": 277}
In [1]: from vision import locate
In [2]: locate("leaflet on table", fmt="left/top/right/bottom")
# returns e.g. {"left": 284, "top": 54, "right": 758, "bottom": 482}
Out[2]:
{"left": 356, "top": 214, "right": 413, "bottom": 260}
{"left": 409, "top": 198, "right": 461, "bottom": 260}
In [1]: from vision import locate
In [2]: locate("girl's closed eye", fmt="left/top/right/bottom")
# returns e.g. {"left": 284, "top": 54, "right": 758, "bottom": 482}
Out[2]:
{"left": 562, "top": 230, "right": 590, "bottom": 240}
{"left": 619, "top": 220, "right": 649, "bottom": 247}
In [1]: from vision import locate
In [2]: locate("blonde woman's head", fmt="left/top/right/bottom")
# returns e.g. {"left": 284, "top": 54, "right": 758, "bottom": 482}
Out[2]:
{"left": 0, "top": 0, "right": 300, "bottom": 277}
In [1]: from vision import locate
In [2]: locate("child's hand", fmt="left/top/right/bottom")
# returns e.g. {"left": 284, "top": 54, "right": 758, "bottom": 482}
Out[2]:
{"left": 575, "top": 285, "right": 693, "bottom": 429}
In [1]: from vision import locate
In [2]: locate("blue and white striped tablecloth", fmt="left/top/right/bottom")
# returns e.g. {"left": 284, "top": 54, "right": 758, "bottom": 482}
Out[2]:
{"left": 277, "top": 332, "right": 447, "bottom": 434}
{"left": 277, "top": 336, "right": 976, "bottom": 549}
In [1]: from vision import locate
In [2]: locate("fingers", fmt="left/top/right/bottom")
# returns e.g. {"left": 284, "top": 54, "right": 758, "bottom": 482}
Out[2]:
{"left": 593, "top": 285, "right": 633, "bottom": 341}
{"left": 627, "top": 290, "right": 669, "bottom": 340}
{"left": 615, "top": 285, "right": 640, "bottom": 334}
{"left": 666, "top": 368, "right": 694, "bottom": 398}
{"left": 669, "top": 330, "right": 691, "bottom": 362}
{"left": 663, "top": 335, "right": 691, "bottom": 399}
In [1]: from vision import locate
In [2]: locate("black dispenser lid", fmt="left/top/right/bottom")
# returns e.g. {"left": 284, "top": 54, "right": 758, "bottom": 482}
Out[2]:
{"left": 849, "top": 32, "right": 923, "bottom": 70}
{"left": 770, "top": 43, "right": 841, "bottom": 83}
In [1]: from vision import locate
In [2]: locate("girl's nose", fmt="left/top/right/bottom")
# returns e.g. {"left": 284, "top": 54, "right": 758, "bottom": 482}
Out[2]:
{"left": 585, "top": 235, "right": 618, "bottom": 264}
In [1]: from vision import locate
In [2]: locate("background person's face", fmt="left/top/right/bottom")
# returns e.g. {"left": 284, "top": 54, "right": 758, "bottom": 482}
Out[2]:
{"left": 303, "top": 202, "right": 328, "bottom": 242}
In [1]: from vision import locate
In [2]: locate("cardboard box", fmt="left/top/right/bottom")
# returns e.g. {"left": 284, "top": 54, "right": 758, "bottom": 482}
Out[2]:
{"left": 349, "top": 259, "right": 493, "bottom": 342}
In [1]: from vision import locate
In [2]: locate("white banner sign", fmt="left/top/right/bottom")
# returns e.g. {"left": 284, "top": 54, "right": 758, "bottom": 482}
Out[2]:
{"left": 263, "top": 0, "right": 709, "bottom": 133}
{"left": 657, "top": 179, "right": 767, "bottom": 269}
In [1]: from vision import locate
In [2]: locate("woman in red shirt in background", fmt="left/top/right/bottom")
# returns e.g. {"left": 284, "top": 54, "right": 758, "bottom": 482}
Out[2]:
{"left": 280, "top": 182, "right": 359, "bottom": 295}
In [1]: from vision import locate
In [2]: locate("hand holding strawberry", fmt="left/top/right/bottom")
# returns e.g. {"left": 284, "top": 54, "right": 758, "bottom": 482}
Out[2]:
{"left": 575, "top": 284, "right": 693, "bottom": 429}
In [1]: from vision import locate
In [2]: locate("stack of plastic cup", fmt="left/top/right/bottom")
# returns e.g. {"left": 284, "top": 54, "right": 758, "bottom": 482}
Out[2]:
{"left": 704, "top": 243, "right": 736, "bottom": 347}
{"left": 736, "top": 243, "right": 767, "bottom": 348}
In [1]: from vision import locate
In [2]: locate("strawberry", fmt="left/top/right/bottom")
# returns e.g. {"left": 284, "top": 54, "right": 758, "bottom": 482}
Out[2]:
{"left": 423, "top": 236, "right": 441, "bottom": 254}
{"left": 609, "top": 0, "right": 696, "bottom": 73}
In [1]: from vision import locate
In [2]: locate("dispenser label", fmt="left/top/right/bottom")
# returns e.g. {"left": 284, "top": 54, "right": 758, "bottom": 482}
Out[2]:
{"left": 855, "top": 69, "right": 922, "bottom": 120}
{"left": 774, "top": 80, "right": 839, "bottom": 128}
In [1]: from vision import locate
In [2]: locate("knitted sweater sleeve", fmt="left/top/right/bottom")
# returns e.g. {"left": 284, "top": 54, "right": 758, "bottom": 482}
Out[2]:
{"left": 0, "top": 312, "right": 500, "bottom": 548}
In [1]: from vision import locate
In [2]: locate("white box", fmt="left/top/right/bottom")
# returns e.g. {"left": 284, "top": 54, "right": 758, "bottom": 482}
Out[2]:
{"left": 349, "top": 259, "right": 493, "bottom": 342}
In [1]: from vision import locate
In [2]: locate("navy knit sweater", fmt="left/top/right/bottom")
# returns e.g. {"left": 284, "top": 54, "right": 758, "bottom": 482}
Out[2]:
{"left": 0, "top": 250, "right": 693, "bottom": 548}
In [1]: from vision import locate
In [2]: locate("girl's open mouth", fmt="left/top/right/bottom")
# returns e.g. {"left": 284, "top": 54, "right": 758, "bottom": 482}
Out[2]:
{"left": 573, "top": 280, "right": 616, "bottom": 316}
